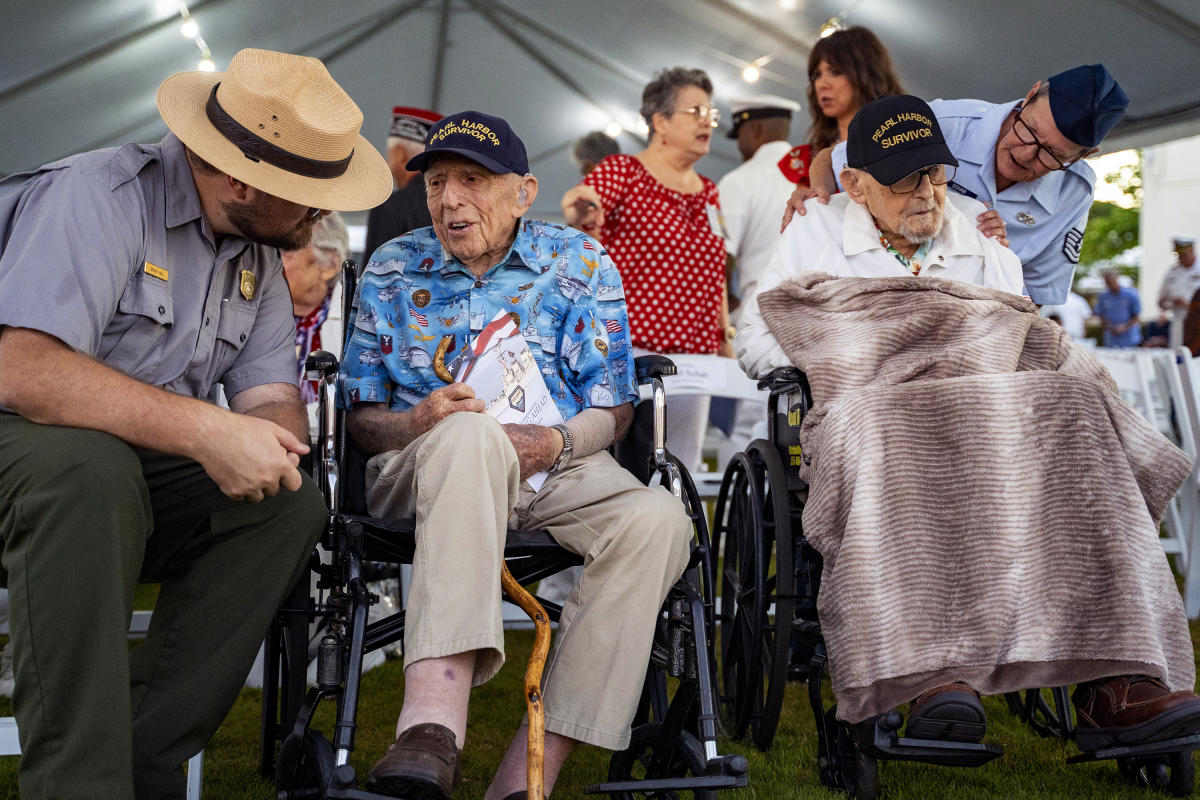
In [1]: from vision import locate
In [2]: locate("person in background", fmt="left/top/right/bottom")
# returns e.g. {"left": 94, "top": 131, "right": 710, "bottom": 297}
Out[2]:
{"left": 1039, "top": 288, "right": 1094, "bottom": 342}
{"left": 570, "top": 130, "right": 621, "bottom": 176}
{"left": 561, "top": 67, "right": 732, "bottom": 475}
{"left": 1158, "top": 236, "right": 1199, "bottom": 349}
{"left": 802, "top": 25, "right": 905, "bottom": 180}
{"left": 1095, "top": 268, "right": 1142, "bottom": 348}
{"left": 1143, "top": 312, "right": 1171, "bottom": 348}
{"left": 284, "top": 211, "right": 350, "bottom": 403}
{"left": 363, "top": 106, "right": 442, "bottom": 260}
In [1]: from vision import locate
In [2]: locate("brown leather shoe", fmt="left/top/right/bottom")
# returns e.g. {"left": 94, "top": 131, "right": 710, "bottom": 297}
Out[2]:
{"left": 1074, "top": 675, "right": 1200, "bottom": 751}
{"left": 905, "top": 682, "right": 987, "bottom": 743}
{"left": 365, "top": 722, "right": 462, "bottom": 799}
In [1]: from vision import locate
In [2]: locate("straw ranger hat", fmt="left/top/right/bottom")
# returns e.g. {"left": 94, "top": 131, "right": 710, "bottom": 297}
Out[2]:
{"left": 157, "top": 48, "right": 392, "bottom": 211}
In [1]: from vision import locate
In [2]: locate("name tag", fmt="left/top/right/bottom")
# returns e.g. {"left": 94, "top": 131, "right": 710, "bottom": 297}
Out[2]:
{"left": 143, "top": 261, "right": 168, "bottom": 281}
{"left": 947, "top": 180, "right": 977, "bottom": 200}
{"left": 706, "top": 204, "right": 728, "bottom": 239}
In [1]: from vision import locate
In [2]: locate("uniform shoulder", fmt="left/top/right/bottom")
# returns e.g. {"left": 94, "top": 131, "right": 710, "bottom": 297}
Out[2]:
{"left": 930, "top": 98, "right": 994, "bottom": 120}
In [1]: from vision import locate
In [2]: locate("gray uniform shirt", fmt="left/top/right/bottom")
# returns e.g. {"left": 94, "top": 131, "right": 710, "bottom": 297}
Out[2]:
{"left": 0, "top": 133, "right": 297, "bottom": 402}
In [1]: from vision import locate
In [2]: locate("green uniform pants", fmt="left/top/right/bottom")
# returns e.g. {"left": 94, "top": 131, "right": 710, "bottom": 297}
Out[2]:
{"left": 0, "top": 414, "right": 326, "bottom": 799}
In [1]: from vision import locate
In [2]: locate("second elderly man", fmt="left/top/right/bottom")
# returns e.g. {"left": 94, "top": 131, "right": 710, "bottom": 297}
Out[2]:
{"left": 339, "top": 111, "right": 692, "bottom": 800}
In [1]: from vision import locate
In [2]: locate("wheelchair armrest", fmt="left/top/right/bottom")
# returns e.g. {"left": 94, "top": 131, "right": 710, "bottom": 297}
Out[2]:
{"left": 305, "top": 350, "right": 340, "bottom": 381}
{"left": 634, "top": 354, "right": 677, "bottom": 383}
{"left": 757, "top": 366, "right": 804, "bottom": 392}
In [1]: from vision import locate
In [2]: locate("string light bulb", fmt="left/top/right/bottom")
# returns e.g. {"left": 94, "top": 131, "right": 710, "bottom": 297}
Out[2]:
{"left": 180, "top": 18, "right": 199, "bottom": 38}
{"left": 820, "top": 16, "right": 844, "bottom": 37}
{"left": 742, "top": 64, "right": 761, "bottom": 83}
{"left": 779, "top": 0, "right": 798, "bottom": 8}
{"left": 198, "top": 58, "right": 215, "bottom": 72}
{"left": 604, "top": 121, "right": 623, "bottom": 139}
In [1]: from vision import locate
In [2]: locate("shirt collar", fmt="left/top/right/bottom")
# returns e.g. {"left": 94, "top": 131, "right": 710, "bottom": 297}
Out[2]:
{"left": 161, "top": 133, "right": 206, "bottom": 230}
{"left": 436, "top": 218, "right": 546, "bottom": 277}
{"left": 751, "top": 139, "right": 794, "bottom": 163}
{"left": 843, "top": 200, "right": 888, "bottom": 256}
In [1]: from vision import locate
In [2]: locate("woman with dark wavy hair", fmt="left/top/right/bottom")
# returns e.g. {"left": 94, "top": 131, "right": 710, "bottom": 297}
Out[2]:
{"left": 780, "top": 26, "right": 904, "bottom": 188}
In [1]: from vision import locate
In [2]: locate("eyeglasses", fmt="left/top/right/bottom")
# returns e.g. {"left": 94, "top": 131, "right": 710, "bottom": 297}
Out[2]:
{"left": 1011, "top": 106, "right": 1084, "bottom": 171}
{"left": 672, "top": 105, "right": 720, "bottom": 128}
{"left": 307, "top": 208, "right": 325, "bottom": 221}
{"left": 888, "top": 164, "right": 956, "bottom": 194}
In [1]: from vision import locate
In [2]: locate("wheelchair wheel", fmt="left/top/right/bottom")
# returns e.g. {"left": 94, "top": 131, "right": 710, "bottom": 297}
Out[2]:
{"left": 712, "top": 440, "right": 795, "bottom": 751}
{"left": 275, "top": 729, "right": 335, "bottom": 799}
{"left": 819, "top": 707, "right": 879, "bottom": 800}
{"left": 607, "top": 721, "right": 717, "bottom": 799}
{"left": 1117, "top": 749, "right": 1196, "bottom": 797}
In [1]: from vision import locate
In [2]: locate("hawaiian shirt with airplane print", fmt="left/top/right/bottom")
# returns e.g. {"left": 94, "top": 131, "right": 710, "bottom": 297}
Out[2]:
{"left": 340, "top": 219, "right": 638, "bottom": 419}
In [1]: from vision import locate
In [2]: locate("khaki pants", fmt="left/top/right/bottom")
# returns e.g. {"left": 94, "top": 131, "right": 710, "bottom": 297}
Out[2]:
{"left": 365, "top": 411, "right": 692, "bottom": 750}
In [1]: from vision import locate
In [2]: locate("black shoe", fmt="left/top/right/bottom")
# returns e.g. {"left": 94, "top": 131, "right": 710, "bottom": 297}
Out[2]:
{"left": 905, "top": 682, "right": 987, "bottom": 743}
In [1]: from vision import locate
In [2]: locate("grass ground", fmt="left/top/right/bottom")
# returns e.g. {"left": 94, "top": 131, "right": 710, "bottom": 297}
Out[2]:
{"left": 2, "top": 622, "right": 1197, "bottom": 799}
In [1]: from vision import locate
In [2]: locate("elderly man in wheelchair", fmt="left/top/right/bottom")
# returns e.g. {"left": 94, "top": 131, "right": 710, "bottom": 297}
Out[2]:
{"left": 735, "top": 95, "right": 1200, "bottom": 770}
{"left": 336, "top": 110, "right": 693, "bottom": 800}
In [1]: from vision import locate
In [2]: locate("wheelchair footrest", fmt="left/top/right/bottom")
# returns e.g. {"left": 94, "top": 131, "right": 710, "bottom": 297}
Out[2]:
{"left": 585, "top": 774, "right": 749, "bottom": 794}
{"left": 868, "top": 735, "right": 1003, "bottom": 768}
{"left": 1066, "top": 733, "right": 1200, "bottom": 764}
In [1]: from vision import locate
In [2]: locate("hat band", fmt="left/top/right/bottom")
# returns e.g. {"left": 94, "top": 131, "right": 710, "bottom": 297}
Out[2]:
{"left": 205, "top": 84, "right": 353, "bottom": 180}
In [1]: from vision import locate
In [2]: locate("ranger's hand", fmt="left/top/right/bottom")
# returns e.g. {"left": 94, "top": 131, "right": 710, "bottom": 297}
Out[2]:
{"left": 197, "top": 413, "right": 309, "bottom": 502}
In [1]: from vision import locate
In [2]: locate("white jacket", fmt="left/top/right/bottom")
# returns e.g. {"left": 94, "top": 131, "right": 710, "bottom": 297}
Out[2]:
{"left": 736, "top": 192, "right": 1025, "bottom": 378}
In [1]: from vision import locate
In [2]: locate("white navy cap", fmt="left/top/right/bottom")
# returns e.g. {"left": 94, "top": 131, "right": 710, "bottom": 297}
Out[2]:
{"left": 727, "top": 94, "right": 801, "bottom": 138}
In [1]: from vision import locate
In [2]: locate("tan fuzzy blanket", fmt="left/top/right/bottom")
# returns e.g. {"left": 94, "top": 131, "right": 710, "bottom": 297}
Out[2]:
{"left": 758, "top": 273, "right": 1195, "bottom": 723}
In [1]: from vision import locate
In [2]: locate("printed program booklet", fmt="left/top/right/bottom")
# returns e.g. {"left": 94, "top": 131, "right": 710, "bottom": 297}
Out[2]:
{"left": 455, "top": 310, "right": 564, "bottom": 490}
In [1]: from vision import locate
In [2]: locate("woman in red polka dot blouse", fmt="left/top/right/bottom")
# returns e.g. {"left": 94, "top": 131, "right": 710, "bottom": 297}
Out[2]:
{"left": 562, "top": 67, "right": 732, "bottom": 473}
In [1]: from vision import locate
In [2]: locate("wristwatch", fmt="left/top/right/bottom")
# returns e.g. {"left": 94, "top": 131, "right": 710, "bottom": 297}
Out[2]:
{"left": 550, "top": 423, "right": 573, "bottom": 472}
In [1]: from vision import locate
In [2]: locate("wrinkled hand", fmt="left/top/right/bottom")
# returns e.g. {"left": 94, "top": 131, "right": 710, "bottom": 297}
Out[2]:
{"left": 412, "top": 383, "right": 485, "bottom": 437}
{"left": 562, "top": 185, "right": 605, "bottom": 235}
{"left": 781, "top": 185, "right": 830, "bottom": 232}
{"left": 976, "top": 209, "right": 1009, "bottom": 248}
{"left": 198, "top": 413, "right": 309, "bottom": 502}
{"left": 503, "top": 423, "right": 561, "bottom": 480}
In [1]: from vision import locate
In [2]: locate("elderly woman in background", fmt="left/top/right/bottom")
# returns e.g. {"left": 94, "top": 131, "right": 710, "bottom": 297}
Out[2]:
{"left": 570, "top": 130, "right": 622, "bottom": 177}
{"left": 562, "top": 67, "right": 731, "bottom": 474}
{"left": 283, "top": 210, "right": 349, "bottom": 403}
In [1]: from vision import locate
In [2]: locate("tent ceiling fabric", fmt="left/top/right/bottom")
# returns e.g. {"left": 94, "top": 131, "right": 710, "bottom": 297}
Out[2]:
{"left": 3, "top": 0, "right": 1198, "bottom": 220}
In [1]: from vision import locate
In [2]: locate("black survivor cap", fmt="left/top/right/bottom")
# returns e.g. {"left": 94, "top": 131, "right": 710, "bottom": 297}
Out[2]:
{"left": 845, "top": 94, "right": 958, "bottom": 186}
{"left": 406, "top": 110, "right": 529, "bottom": 174}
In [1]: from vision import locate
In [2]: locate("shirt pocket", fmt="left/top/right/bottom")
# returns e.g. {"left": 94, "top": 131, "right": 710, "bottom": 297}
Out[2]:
{"left": 117, "top": 273, "right": 175, "bottom": 328}
{"left": 215, "top": 298, "right": 258, "bottom": 354}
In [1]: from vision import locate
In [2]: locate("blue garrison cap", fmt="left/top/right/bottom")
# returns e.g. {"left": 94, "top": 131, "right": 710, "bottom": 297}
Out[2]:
{"left": 1047, "top": 64, "right": 1129, "bottom": 148}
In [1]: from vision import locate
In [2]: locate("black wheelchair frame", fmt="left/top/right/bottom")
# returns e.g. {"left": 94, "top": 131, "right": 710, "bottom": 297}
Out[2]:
{"left": 259, "top": 260, "right": 748, "bottom": 799}
{"left": 711, "top": 367, "right": 1199, "bottom": 799}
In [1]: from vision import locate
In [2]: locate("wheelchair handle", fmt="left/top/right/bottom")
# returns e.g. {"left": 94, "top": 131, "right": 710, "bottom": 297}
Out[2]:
{"left": 304, "top": 349, "right": 339, "bottom": 381}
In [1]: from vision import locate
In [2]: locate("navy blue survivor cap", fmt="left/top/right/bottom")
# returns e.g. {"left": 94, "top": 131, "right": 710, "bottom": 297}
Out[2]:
{"left": 846, "top": 94, "right": 958, "bottom": 186}
{"left": 405, "top": 110, "right": 529, "bottom": 174}
{"left": 1047, "top": 64, "right": 1129, "bottom": 148}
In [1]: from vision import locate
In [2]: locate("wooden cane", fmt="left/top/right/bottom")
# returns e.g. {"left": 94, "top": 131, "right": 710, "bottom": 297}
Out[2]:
{"left": 500, "top": 561, "right": 550, "bottom": 800}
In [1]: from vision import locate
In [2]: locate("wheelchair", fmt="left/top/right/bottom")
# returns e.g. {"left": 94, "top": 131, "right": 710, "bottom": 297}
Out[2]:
{"left": 259, "top": 260, "right": 748, "bottom": 799}
{"left": 712, "top": 367, "right": 1200, "bottom": 799}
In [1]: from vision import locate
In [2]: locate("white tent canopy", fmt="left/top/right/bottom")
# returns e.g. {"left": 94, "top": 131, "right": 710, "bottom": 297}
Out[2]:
{"left": 3, "top": 0, "right": 1199, "bottom": 221}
